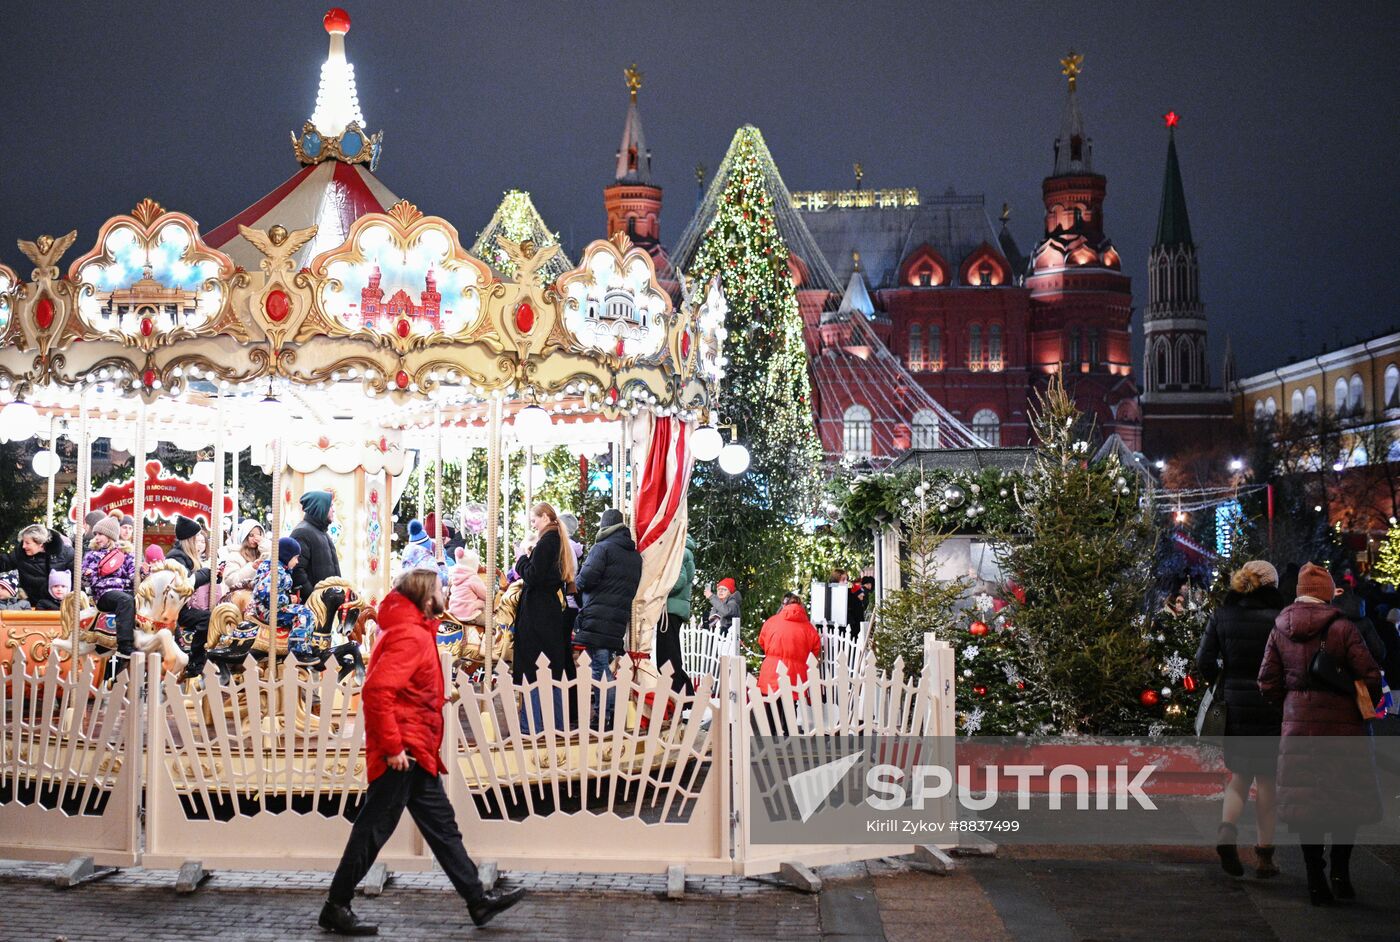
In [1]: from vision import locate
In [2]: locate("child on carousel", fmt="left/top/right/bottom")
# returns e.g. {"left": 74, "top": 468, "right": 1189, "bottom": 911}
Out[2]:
{"left": 252, "top": 537, "right": 318, "bottom": 659}
{"left": 80, "top": 515, "right": 137, "bottom": 674}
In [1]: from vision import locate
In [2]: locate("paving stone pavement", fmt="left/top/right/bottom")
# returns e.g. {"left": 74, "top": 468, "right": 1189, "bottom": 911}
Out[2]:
{"left": 4, "top": 842, "right": 1400, "bottom": 941}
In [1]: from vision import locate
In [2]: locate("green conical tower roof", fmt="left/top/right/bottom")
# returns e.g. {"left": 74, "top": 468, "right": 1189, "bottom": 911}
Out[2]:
{"left": 1154, "top": 129, "right": 1193, "bottom": 248}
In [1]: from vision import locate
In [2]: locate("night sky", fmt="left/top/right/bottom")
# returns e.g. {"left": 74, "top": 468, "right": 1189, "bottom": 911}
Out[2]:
{"left": 2, "top": 0, "right": 1396, "bottom": 377}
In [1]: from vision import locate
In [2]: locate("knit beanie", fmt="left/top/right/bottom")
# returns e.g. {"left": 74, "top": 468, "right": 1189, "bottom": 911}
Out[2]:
{"left": 120, "top": 515, "right": 135, "bottom": 528}
{"left": 408, "top": 519, "right": 430, "bottom": 547}
{"left": 92, "top": 516, "right": 120, "bottom": 542}
{"left": 84, "top": 511, "right": 106, "bottom": 528}
{"left": 717, "top": 577, "right": 737, "bottom": 594}
{"left": 49, "top": 569, "right": 70, "bottom": 590}
{"left": 1230, "top": 560, "right": 1279, "bottom": 594}
{"left": 1296, "top": 562, "right": 1336, "bottom": 601}
{"left": 559, "top": 512, "right": 580, "bottom": 539}
{"left": 174, "top": 515, "right": 201, "bottom": 542}
{"left": 277, "top": 537, "right": 301, "bottom": 566}
{"left": 145, "top": 545, "right": 165, "bottom": 563}
{"left": 598, "top": 508, "right": 624, "bottom": 530}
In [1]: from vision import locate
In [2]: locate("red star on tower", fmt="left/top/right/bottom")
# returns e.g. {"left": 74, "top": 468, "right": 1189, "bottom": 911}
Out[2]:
{"left": 1163, "top": 110, "right": 1180, "bottom": 129}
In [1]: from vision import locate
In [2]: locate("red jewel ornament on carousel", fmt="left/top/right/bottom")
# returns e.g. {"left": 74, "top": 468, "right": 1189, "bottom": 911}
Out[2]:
{"left": 680, "top": 331, "right": 692, "bottom": 360}
{"left": 139, "top": 316, "right": 154, "bottom": 337}
{"left": 615, "top": 336, "right": 626, "bottom": 357}
{"left": 395, "top": 317, "right": 410, "bottom": 339}
{"left": 969, "top": 620, "right": 989, "bottom": 636}
{"left": 323, "top": 7, "right": 351, "bottom": 33}
{"left": 264, "top": 288, "right": 290, "bottom": 322}
{"left": 141, "top": 368, "right": 156, "bottom": 388}
{"left": 395, "top": 370, "right": 409, "bottom": 390}
{"left": 35, "top": 296, "right": 55, "bottom": 330}
{"left": 1140, "top": 689, "right": 1160, "bottom": 707}
{"left": 514, "top": 301, "right": 535, "bottom": 334}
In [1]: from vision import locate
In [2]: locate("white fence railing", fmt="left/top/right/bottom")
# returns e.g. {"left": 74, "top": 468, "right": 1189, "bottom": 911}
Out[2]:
{"left": 680, "top": 618, "right": 741, "bottom": 679}
{"left": 0, "top": 636, "right": 952, "bottom": 878}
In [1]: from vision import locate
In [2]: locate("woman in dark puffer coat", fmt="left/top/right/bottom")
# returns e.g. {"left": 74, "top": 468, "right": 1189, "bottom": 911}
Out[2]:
{"left": 1258, "top": 562, "right": 1381, "bottom": 905}
{"left": 1196, "top": 560, "right": 1285, "bottom": 879}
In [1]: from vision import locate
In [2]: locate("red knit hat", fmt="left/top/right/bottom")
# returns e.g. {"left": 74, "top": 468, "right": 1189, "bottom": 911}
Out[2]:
{"left": 717, "top": 578, "right": 736, "bottom": 594}
{"left": 1296, "top": 562, "right": 1335, "bottom": 601}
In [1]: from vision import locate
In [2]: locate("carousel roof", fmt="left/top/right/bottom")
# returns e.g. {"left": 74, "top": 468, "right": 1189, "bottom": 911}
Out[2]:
{"left": 205, "top": 6, "right": 393, "bottom": 272}
{"left": 204, "top": 161, "right": 398, "bottom": 272}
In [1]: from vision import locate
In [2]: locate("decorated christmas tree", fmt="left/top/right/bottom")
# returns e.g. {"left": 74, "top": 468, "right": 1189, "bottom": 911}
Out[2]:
{"left": 1377, "top": 523, "right": 1400, "bottom": 588}
{"left": 954, "top": 591, "right": 1052, "bottom": 735}
{"left": 993, "top": 376, "right": 1160, "bottom": 733}
{"left": 684, "top": 126, "right": 823, "bottom": 633}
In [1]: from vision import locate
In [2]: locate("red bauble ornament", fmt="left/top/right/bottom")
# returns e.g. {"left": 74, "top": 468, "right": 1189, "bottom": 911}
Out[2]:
{"left": 264, "top": 288, "right": 290, "bottom": 322}
{"left": 1140, "top": 690, "right": 1160, "bottom": 707}
{"left": 973, "top": 684, "right": 987, "bottom": 697}
{"left": 139, "top": 316, "right": 154, "bottom": 337}
{"left": 969, "top": 621, "right": 989, "bottom": 636}
{"left": 395, "top": 318, "right": 411, "bottom": 339}
{"left": 514, "top": 301, "right": 535, "bottom": 334}
{"left": 323, "top": 7, "right": 351, "bottom": 33}
{"left": 395, "top": 370, "right": 410, "bottom": 390}
{"left": 35, "top": 296, "right": 55, "bottom": 330}
{"left": 1183, "top": 675, "right": 1197, "bottom": 692}
{"left": 1016, "top": 681, "right": 1026, "bottom": 690}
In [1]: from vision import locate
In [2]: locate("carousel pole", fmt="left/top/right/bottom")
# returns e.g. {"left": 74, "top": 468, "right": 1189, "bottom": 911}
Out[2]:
{"left": 268, "top": 434, "right": 284, "bottom": 687}
{"left": 433, "top": 406, "right": 444, "bottom": 562}
{"left": 230, "top": 441, "right": 241, "bottom": 539}
{"left": 483, "top": 395, "right": 502, "bottom": 682}
{"left": 44, "top": 413, "right": 57, "bottom": 528}
{"left": 72, "top": 389, "right": 91, "bottom": 657}
{"left": 418, "top": 448, "right": 428, "bottom": 522}
{"left": 210, "top": 396, "right": 226, "bottom": 606}
{"left": 501, "top": 439, "right": 511, "bottom": 568}
{"left": 524, "top": 446, "right": 535, "bottom": 513}
{"left": 131, "top": 397, "right": 148, "bottom": 593}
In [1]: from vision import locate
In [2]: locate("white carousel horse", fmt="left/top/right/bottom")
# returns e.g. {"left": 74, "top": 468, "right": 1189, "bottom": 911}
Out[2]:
{"left": 52, "top": 560, "right": 193, "bottom": 673}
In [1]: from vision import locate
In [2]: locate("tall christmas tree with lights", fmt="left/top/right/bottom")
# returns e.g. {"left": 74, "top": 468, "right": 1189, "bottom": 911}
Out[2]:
{"left": 684, "top": 126, "right": 823, "bottom": 633}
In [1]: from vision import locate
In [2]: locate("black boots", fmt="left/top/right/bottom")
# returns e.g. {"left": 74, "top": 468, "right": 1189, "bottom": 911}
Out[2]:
{"left": 1329, "top": 844, "right": 1356, "bottom": 900}
{"left": 1216, "top": 823, "right": 1244, "bottom": 877}
{"left": 468, "top": 887, "right": 529, "bottom": 928}
{"left": 1254, "top": 845, "right": 1279, "bottom": 879}
{"left": 318, "top": 901, "right": 378, "bottom": 936}
{"left": 1302, "top": 845, "right": 1333, "bottom": 906}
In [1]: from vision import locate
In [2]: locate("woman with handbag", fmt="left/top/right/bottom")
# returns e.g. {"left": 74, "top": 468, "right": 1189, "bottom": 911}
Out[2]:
{"left": 1195, "top": 560, "right": 1285, "bottom": 878}
{"left": 1258, "top": 562, "right": 1382, "bottom": 905}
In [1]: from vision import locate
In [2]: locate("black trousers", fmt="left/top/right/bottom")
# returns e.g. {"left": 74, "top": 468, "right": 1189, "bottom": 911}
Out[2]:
{"left": 328, "top": 765, "right": 484, "bottom": 907}
{"left": 655, "top": 613, "right": 693, "bottom": 695}
{"left": 178, "top": 607, "right": 209, "bottom": 672}
{"left": 96, "top": 591, "right": 135, "bottom": 655}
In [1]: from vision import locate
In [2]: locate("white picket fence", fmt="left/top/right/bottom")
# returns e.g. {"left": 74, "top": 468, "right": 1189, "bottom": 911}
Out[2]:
{"left": 680, "top": 618, "right": 741, "bottom": 679}
{"left": 0, "top": 635, "right": 953, "bottom": 878}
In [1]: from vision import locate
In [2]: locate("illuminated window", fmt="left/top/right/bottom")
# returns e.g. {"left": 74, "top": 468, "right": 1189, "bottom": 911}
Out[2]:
{"left": 988, "top": 325, "right": 1003, "bottom": 372}
{"left": 971, "top": 409, "right": 1001, "bottom": 447}
{"left": 978, "top": 262, "right": 994, "bottom": 286}
{"left": 918, "top": 268, "right": 932, "bottom": 287}
{"left": 1291, "top": 390, "right": 1304, "bottom": 414}
{"left": 968, "top": 325, "right": 983, "bottom": 371}
{"left": 1254, "top": 400, "right": 1264, "bottom": 420}
{"left": 1335, "top": 378, "right": 1349, "bottom": 415}
{"left": 1349, "top": 374, "right": 1364, "bottom": 414}
{"left": 908, "top": 324, "right": 924, "bottom": 371}
{"left": 927, "top": 326, "right": 942, "bottom": 371}
{"left": 1304, "top": 386, "right": 1318, "bottom": 413}
{"left": 843, "top": 404, "right": 872, "bottom": 458}
{"left": 1265, "top": 397, "right": 1277, "bottom": 417}
{"left": 911, "top": 409, "right": 940, "bottom": 448}
{"left": 1386, "top": 365, "right": 1400, "bottom": 409}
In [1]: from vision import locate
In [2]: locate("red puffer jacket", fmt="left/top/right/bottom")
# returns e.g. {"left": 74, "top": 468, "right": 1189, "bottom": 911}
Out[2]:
{"left": 757, "top": 603, "right": 822, "bottom": 696}
{"left": 363, "top": 590, "right": 446, "bottom": 782}
{"left": 1258, "top": 601, "right": 1382, "bottom": 827}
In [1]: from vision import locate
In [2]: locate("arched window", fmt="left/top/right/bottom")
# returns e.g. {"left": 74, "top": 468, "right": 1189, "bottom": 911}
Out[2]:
{"left": 1265, "top": 397, "right": 1278, "bottom": 417}
{"left": 1254, "top": 400, "right": 1265, "bottom": 420}
{"left": 911, "top": 409, "right": 940, "bottom": 449}
{"left": 1304, "top": 386, "right": 1318, "bottom": 413}
{"left": 1154, "top": 339, "right": 1169, "bottom": 389}
{"left": 1387, "top": 365, "right": 1400, "bottom": 410}
{"left": 1089, "top": 329, "right": 1102, "bottom": 368}
{"left": 968, "top": 325, "right": 983, "bottom": 371}
{"left": 927, "top": 326, "right": 942, "bottom": 371}
{"left": 1177, "top": 338, "right": 1193, "bottom": 387}
{"left": 1291, "top": 390, "right": 1305, "bottom": 415}
{"left": 988, "top": 325, "right": 1003, "bottom": 372}
{"left": 971, "top": 409, "right": 1001, "bottom": 447}
{"left": 907, "top": 323, "right": 924, "bottom": 371}
{"left": 1334, "top": 377, "right": 1349, "bottom": 414}
{"left": 1349, "top": 374, "right": 1364, "bottom": 414}
{"left": 843, "top": 404, "right": 872, "bottom": 458}
{"left": 1068, "top": 328, "right": 1081, "bottom": 366}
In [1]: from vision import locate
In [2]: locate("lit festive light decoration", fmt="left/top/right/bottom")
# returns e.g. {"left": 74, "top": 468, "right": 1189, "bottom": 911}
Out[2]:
{"left": 310, "top": 8, "right": 364, "bottom": 138}
{"left": 513, "top": 404, "right": 552, "bottom": 446}
{"left": 717, "top": 442, "right": 750, "bottom": 475}
{"left": 1163, "top": 110, "right": 1180, "bottom": 129}
{"left": 0, "top": 399, "right": 41, "bottom": 441}
{"left": 690, "top": 425, "right": 723, "bottom": 461}
{"left": 32, "top": 450, "right": 61, "bottom": 477}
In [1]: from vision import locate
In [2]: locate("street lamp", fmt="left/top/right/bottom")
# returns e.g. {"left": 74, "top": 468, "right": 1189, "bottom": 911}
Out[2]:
{"left": 1228, "top": 458, "right": 1243, "bottom": 472}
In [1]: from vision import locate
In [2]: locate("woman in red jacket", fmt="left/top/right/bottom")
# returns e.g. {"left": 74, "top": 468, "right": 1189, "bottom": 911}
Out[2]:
{"left": 757, "top": 594, "right": 822, "bottom": 735}
{"left": 320, "top": 569, "right": 526, "bottom": 935}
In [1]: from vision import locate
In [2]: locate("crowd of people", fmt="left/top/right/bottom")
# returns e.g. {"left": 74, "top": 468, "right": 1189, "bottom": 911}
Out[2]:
{"left": 1196, "top": 559, "right": 1400, "bottom": 906}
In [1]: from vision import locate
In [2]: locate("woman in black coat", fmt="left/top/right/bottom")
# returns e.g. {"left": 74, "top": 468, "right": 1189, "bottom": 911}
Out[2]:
{"left": 0, "top": 525, "right": 71, "bottom": 611}
{"left": 1196, "top": 560, "right": 1285, "bottom": 879}
{"left": 513, "top": 502, "right": 576, "bottom": 733}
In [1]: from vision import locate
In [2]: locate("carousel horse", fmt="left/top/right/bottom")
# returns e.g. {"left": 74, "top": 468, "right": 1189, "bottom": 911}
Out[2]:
{"left": 52, "top": 561, "right": 193, "bottom": 674}
{"left": 444, "top": 613, "right": 513, "bottom": 676}
{"left": 204, "top": 577, "right": 372, "bottom": 685}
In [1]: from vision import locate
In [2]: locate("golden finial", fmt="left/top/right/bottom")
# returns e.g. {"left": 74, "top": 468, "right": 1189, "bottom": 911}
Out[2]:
{"left": 853, "top": 161, "right": 864, "bottom": 190}
{"left": 1000, "top": 202, "right": 1011, "bottom": 223}
{"left": 624, "top": 63, "right": 642, "bottom": 102}
{"left": 1060, "top": 50, "right": 1084, "bottom": 91}
{"left": 852, "top": 250, "right": 862, "bottom": 272}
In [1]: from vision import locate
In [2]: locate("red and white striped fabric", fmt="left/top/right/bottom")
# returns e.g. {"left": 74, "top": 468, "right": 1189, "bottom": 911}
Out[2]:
{"left": 629, "top": 415, "right": 695, "bottom": 660}
{"left": 204, "top": 162, "right": 398, "bottom": 271}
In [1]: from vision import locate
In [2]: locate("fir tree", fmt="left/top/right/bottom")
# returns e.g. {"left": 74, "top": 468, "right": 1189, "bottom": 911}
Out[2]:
{"left": 686, "top": 127, "right": 822, "bottom": 634}
{"left": 993, "top": 376, "right": 1159, "bottom": 733}
{"left": 1377, "top": 523, "right": 1400, "bottom": 588}
{"left": 953, "top": 593, "right": 1051, "bottom": 735}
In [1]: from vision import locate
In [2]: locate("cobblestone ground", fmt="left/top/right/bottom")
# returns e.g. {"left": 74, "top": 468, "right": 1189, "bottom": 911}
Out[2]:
{"left": 3, "top": 843, "right": 1400, "bottom": 941}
